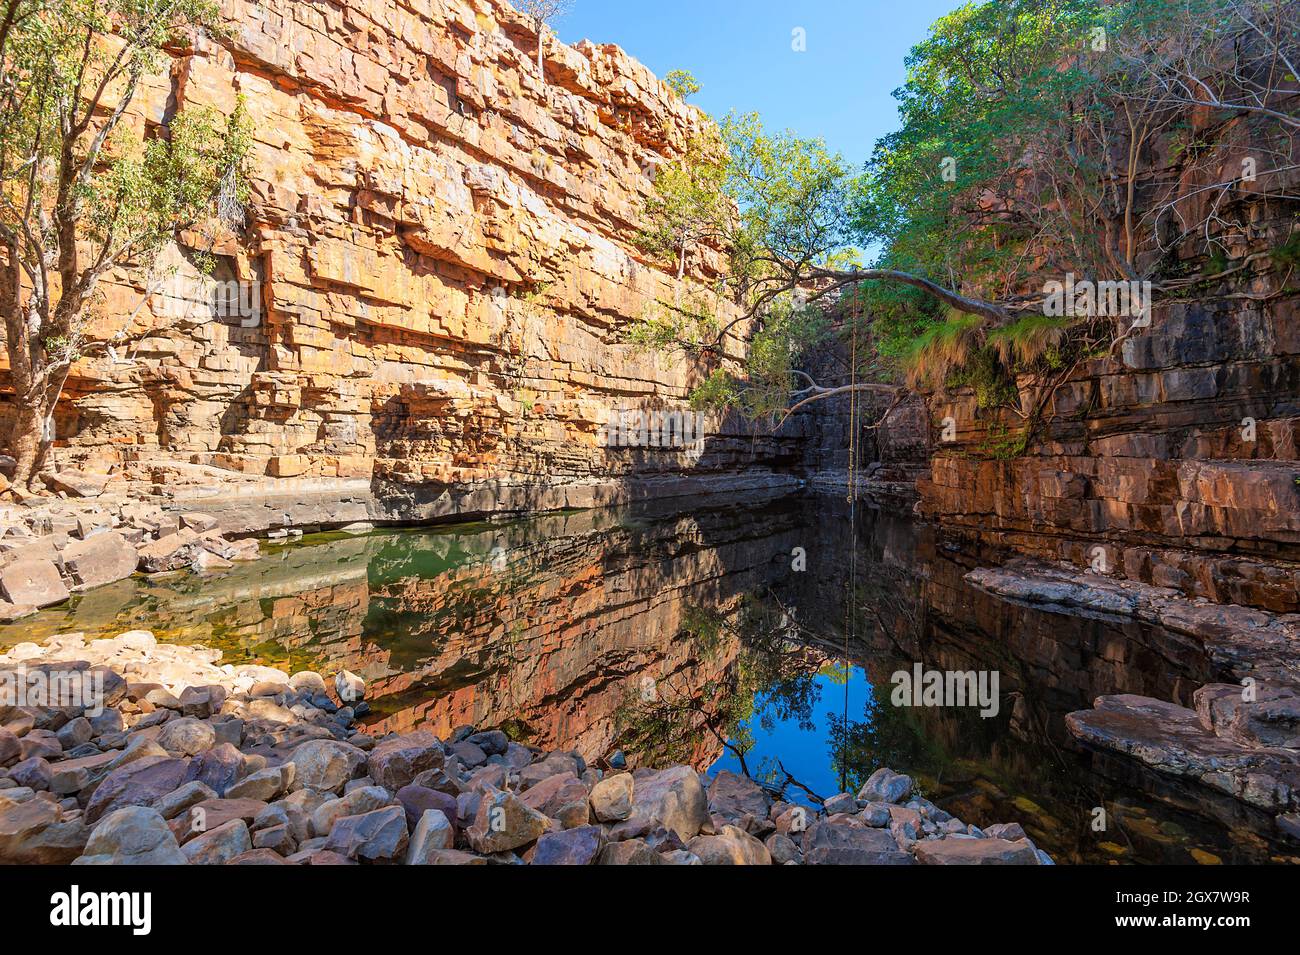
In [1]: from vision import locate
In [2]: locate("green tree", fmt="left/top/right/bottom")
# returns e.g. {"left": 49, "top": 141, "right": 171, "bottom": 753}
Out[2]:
{"left": 636, "top": 127, "right": 733, "bottom": 289}
{"left": 0, "top": 0, "right": 251, "bottom": 487}
{"left": 636, "top": 0, "right": 1299, "bottom": 428}
{"left": 664, "top": 69, "right": 700, "bottom": 100}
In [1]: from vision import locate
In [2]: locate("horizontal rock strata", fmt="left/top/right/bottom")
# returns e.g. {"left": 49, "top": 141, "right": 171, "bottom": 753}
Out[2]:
{"left": 0, "top": 0, "right": 796, "bottom": 511}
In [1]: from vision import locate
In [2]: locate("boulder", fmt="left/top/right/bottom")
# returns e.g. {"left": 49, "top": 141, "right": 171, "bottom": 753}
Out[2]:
{"left": 467, "top": 729, "right": 508, "bottom": 755}
{"left": 707, "top": 770, "right": 771, "bottom": 820}
{"left": 154, "top": 781, "right": 218, "bottom": 820}
{"left": 288, "top": 671, "right": 327, "bottom": 696}
{"left": 9, "top": 757, "right": 51, "bottom": 791}
{"left": 0, "top": 797, "right": 87, "bottom": 864}
{"left": 802, "top": 820, "right": 913, "bottom": 865}
{"left": 323, "top": 805, "right": 409, "bottom": 863}
{"left": 182, "top": 819, "right": 252, "bottom": 865}
{"left": 85, "top": 756, "right": 188, "bottom": 824}
{"left": 467, "top": 789, "right": 550, "bottom": 854}
{"left": 366, "top": 731, "right": 444, "bottom": 790}
{"left": 915, "top": 837, "right": 1041, "bottom": 865}
{"left": 136, "top": 531, "right": 201, "bottom": 574}
{"left": 822, "top": 792, "right": 858, "bottom": 816}
{"left": 55, "top": 717, "right": 93, "bottom": 749}
{"left": 519, "top": 771, "right": 589, "bottom": 825}
{"left": 311, "top": 786, "right": 395, "bottom": 838}
{"left": 765, "top": 831, "right": 802, "bottom": 865}
{"left": 253, "top": 803, "right": 310, "bottom": 844}
{"left": 405, "top": 809, "right": 455, "bottom": 864}
{"left": 630, "top": 765, "right": 708, "bottom": 841}
{"left": 74, "top": 806, "right": 187, "bottom": 865}
{"left": 0, "top": 728, "right": 19, "bottom": 766}
{"left": 227, "top": 848, "right": 290, "bottom": 865}
{"left": 519, "top": 752, "right": 583, "bottom": 789}
{"left": 157, "top": 717, "right": 217, "bottom": 757}
{"left": 597, "top": 839, "right": 661, "bottom": 865}
{"left": 252, "top": 824, "right": 297, "bottom": 855}
{"left": 61, "top": 532, "right": 138, "bottom": 590}
{"left": 687, "top": 824, "right": 772, "bottom": 865}
{"left": 396, "top": 784, "right": 459, "bottom": 831}
{"left": 857, "top": 768, "right": 913, "bottom": 804}
{"left": 179, "top": 685, "right": 226, "bottom": 719}
{"left": 288, "top": 739, "right": 367, "bottom": 794}
{"left": 0, "top": 559, "right": 69, "bottom": 608}
{"left": 589, "top": 772, "right": 634, "bottom": 822}
{"left": 174, "top": 798, "right": 268, "bottom": 842}
{"left": 334, "top": 669, "right": 365, "bottom": 704}
{"left": 226, "top": 765, "right": 292, "bottom": 802}
{"left": 531, "top": 824, "right": 603, "bottom": 865}
{"left": 48, "top": 750, "right": 116, "bottom": 795}
{"left": 411, "top": 849, "right": 486, "bottom": 865}
{"left": 182, "top": 742, "right": 245, "bottom": 795}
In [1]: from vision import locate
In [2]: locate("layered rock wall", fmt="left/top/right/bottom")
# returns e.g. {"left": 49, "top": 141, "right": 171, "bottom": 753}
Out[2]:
{"left": 1, "top": 0, "right": 796, "bottom": 516}
{"left": 916, "top": 136, "right": 1300, "bottom": 612}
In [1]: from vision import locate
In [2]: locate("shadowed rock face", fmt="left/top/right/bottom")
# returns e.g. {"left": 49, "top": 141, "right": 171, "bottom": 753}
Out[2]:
{"left": 916, "top": 295, "right": 1300, "bottom": 613}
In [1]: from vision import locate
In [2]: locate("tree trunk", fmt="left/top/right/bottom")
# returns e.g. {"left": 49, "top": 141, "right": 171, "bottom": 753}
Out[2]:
{"left": 536, "top": 20, "right": 545, "bottom": 82}
{"left": 8, "top": 389, "right": 48, "bottom": 488}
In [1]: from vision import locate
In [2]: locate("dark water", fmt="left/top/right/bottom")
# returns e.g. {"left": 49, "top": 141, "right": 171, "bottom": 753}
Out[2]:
{"left": 3, "top": 490, "right": 1295, "bottom": 865}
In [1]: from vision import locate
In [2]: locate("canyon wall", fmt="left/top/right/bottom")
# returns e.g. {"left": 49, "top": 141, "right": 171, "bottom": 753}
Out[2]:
{"left": 1, "top": 0, "right": 798, "bottom": 522}
{"left": 920, "top": 281, "right": 1300, "bottom": 613}
{"left": 909, "top": 94, "right": 1300, "bottom": 614}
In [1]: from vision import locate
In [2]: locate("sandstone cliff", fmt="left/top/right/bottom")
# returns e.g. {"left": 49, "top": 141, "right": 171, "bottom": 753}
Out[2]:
{"left": 0, "top": 0, "right": 797, "bottom": 522}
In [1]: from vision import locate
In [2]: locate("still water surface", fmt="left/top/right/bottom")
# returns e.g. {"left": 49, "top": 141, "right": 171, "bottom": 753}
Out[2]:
{"left": 4, "top": 490, "right": 1293, "bottom": 864}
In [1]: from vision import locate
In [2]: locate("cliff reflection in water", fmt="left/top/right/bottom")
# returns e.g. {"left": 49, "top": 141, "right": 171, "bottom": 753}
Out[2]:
{"left": 5, "top": 491, "right": 1296, "bottom": 865}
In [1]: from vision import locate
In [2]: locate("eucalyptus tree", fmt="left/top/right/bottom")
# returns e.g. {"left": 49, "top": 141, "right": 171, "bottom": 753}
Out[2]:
{"left": 0, "top": 0, "right": 250, "bottom": 487}
{"left": 634, "top": 0, "right": 1299, "bottom": 434}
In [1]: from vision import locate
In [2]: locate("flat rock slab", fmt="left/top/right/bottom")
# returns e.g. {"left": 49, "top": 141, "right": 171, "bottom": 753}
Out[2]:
{"left": 61, "top": 532, "right": 138, "bottom": 590}
{"left": 802, "top": 821, "right": 912, "bottom": 865}
{"left": 1067, "top": 694, "right": 1300, "bottom": 813}
{"left": 0, "top": 559, "right": 70, "bottom": 608}
{"left": 915, "top": 836, "right": 1040, "bottom": 865}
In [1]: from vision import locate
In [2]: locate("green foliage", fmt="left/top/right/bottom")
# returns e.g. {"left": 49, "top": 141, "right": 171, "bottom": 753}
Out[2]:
{"left": 688, "top": 299, "right": 829, "bottom": 419}
{"left": 979, "top": 421, "right": 1033, "bottom": 459}
{"left": 664, "top": 69, "right": 701, "bottom": 100}
{"left": 0, "top": 0, "right": 252, "bottom": 478}
{"left": 635, "top": 0, "right": 1299, "bottom": 425}
{"left": 635, "top": 129, "right": 731, "bottom": 280}
{"left": 947, "top": 346, "right": 1018, "bottom": 410}
{"left": 722, "top": 112, "right": 858, "bottom": 280}
{"left": 0, "top": 0, "right": 250, "bottom": 316}
{"left": 1271, "top": 232, "right": 1300, "bottom": 270}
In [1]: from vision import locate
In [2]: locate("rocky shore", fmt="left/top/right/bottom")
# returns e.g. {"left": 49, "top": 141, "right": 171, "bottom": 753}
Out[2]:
{"left": 0, "top": 631, "right": 1051, "bottom": 865}
{"left": 0, "top": 471, "right": 261, "bottom": 623}
{"left": 969, "top": 559, "right": 1300, "bottom": 842}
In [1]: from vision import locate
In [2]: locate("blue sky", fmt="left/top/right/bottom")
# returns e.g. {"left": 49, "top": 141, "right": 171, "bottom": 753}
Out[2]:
{"left": 558, "top": 0, "right": 965, "bottom": 168}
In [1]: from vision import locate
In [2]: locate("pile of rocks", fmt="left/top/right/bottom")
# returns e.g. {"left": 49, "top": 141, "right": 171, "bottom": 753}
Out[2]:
{"left": 0, "top": 631, "right": 1051, "bottom": 865}
{"left": 0, "top": 490, "right": 259, "bottom": 621}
